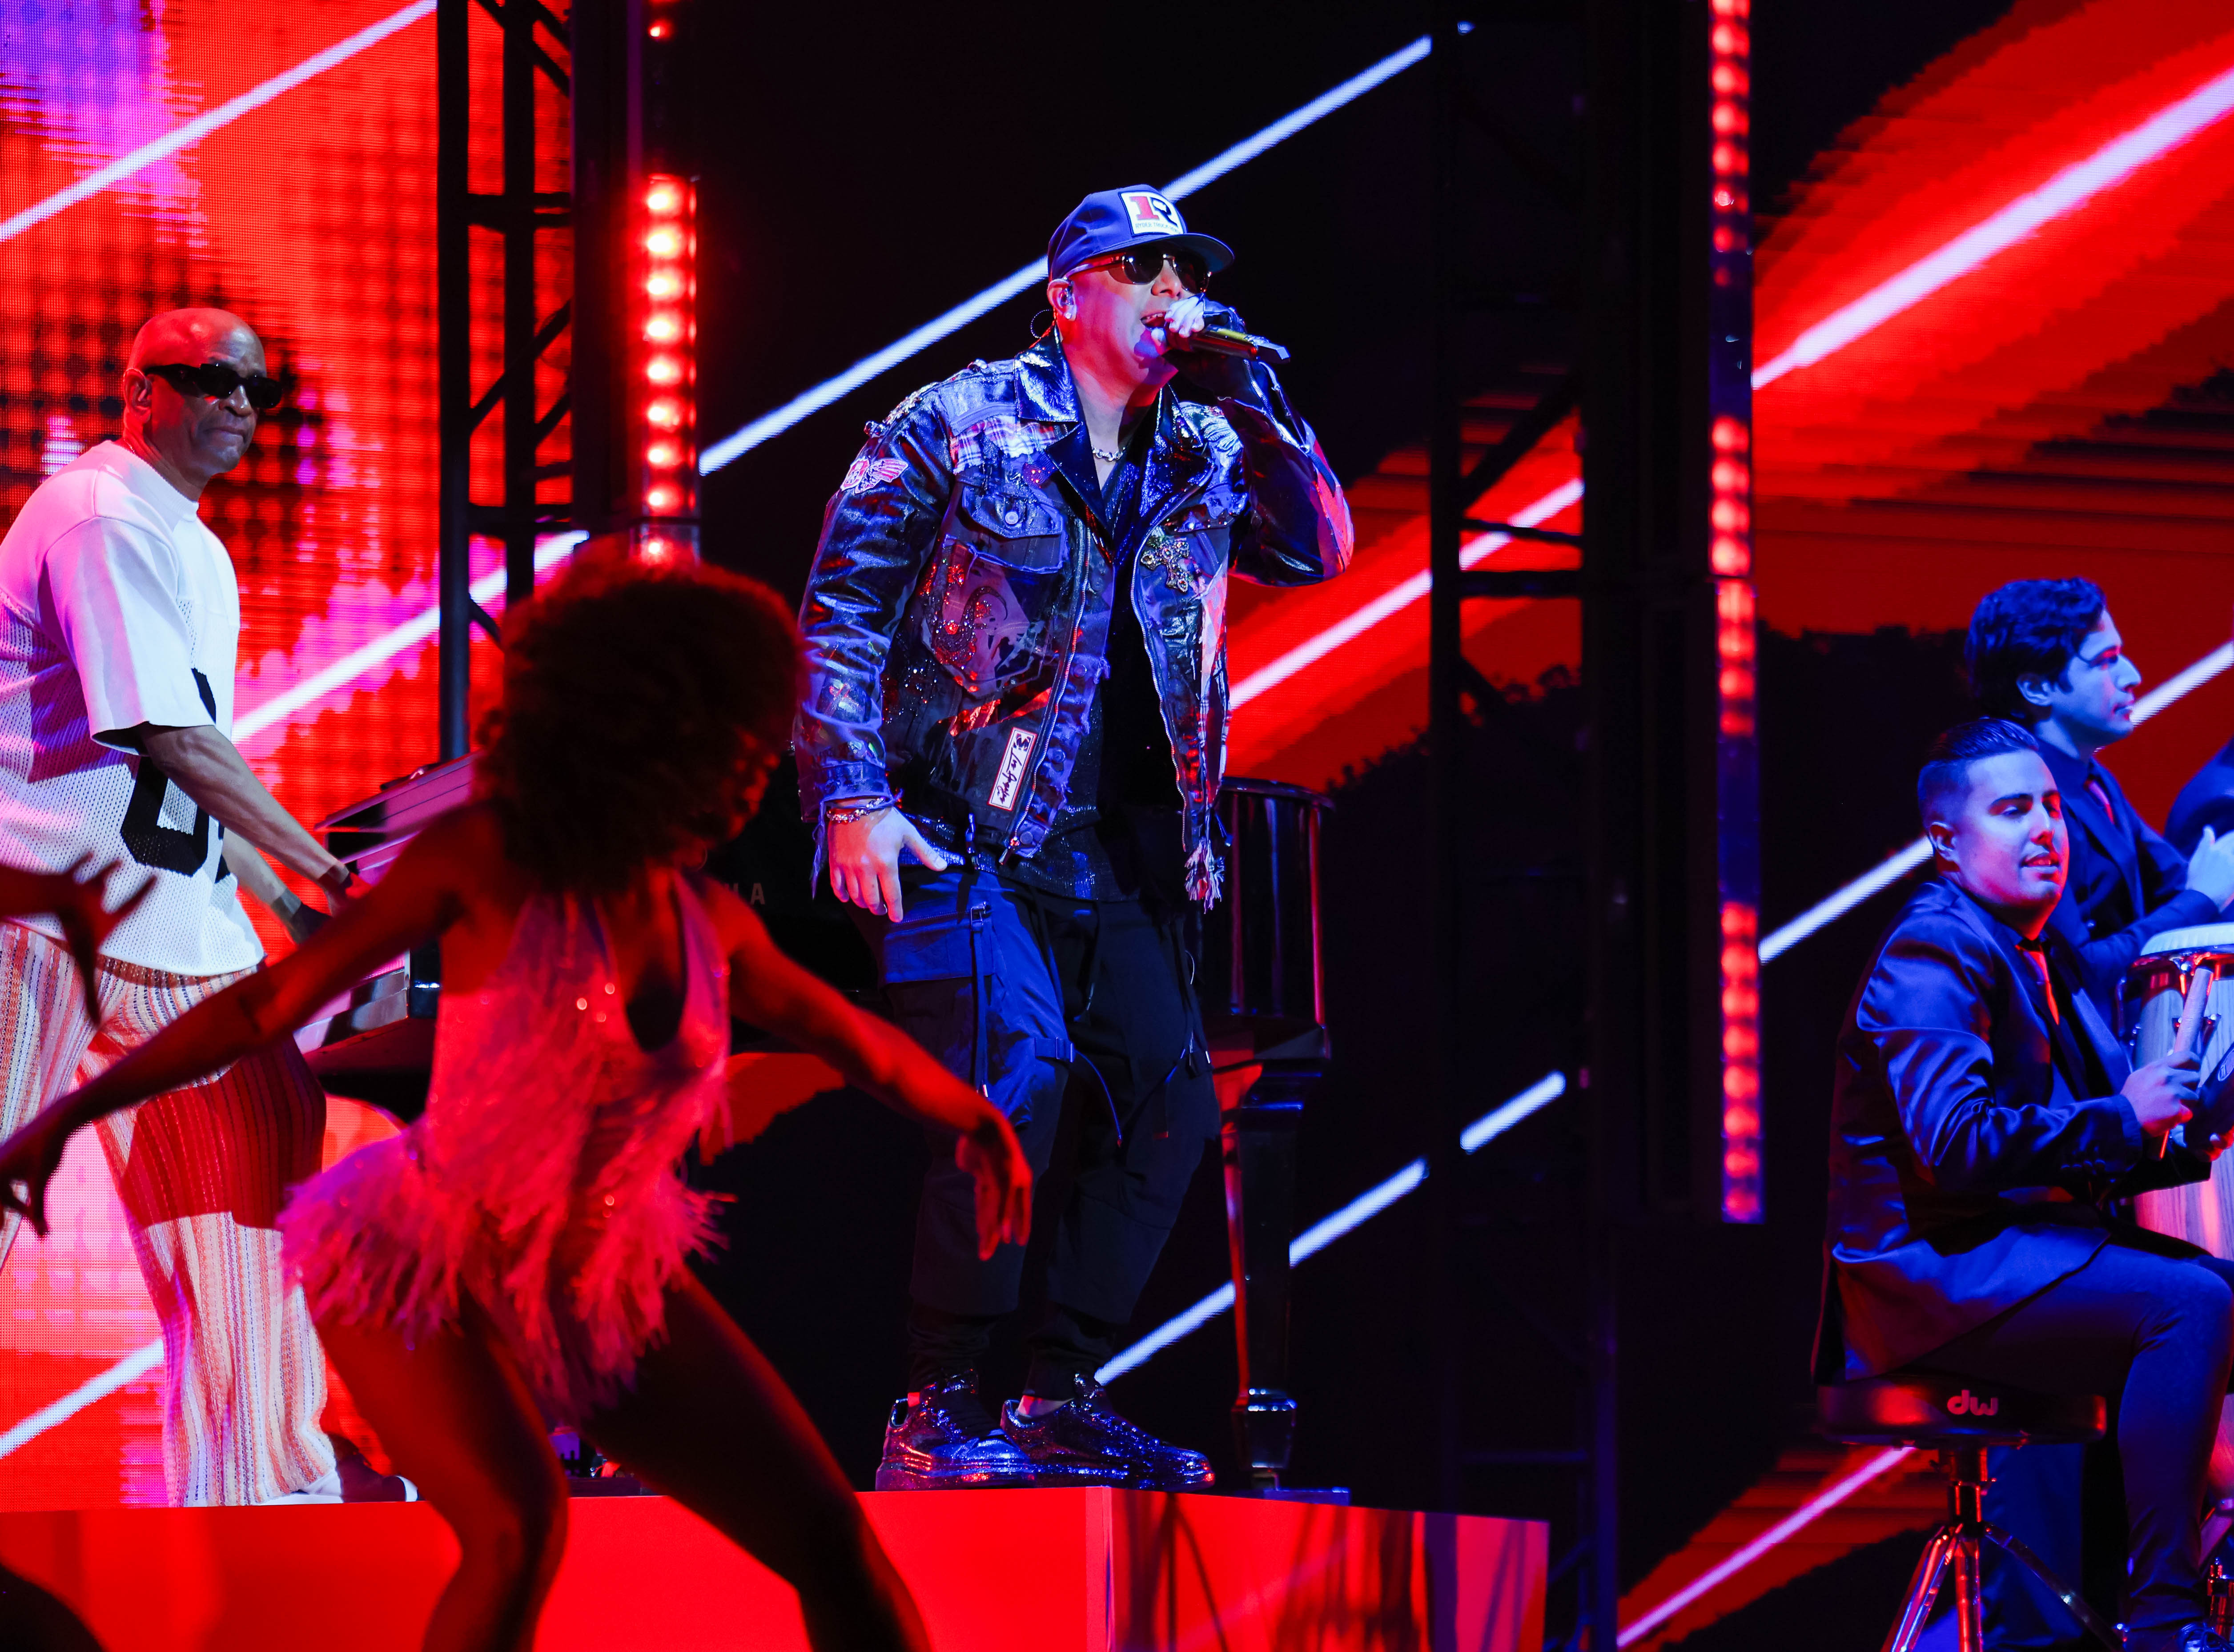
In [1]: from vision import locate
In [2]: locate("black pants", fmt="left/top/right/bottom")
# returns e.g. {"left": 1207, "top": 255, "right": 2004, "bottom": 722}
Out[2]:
{"left": 1921, "top": 1238, "right": 2234, "bottom": 1644}
{"left": 862, "top": 866, "right": 1217, "bottom": 1398}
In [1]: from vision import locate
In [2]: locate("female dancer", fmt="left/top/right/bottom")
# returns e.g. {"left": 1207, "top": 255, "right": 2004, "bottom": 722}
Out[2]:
{"left": 0, "top": 557, "right": 1031, "bottom": 1652}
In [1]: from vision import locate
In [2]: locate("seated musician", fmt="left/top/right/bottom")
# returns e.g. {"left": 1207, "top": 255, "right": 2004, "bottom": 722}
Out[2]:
{"left": 1819, "top": 718, "right": 2234, "bottom": 1652}
{"left": 1967, "top": 579, "right": 2234, "bottom": 1020}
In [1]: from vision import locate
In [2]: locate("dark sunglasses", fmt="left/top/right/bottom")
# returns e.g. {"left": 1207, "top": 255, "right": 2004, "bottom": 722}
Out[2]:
{"left": 143, "top": 361, "right": 286, "bottom": 413}
{"left": 1070, "top": 247, "right": 1209, "bottom": 293}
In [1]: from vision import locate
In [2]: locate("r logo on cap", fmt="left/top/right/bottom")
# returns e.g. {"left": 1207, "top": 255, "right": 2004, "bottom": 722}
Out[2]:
{"left": 1121, "top": 192, "right": 1184, "bottom": 236}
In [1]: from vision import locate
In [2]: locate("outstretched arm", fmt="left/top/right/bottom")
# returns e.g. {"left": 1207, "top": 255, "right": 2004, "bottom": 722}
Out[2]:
{"left": 706, "top": 879, "right": 1029, "bottom": 1258}
{"left": 0, "top": 813, "right": 477, "bottom": 1236}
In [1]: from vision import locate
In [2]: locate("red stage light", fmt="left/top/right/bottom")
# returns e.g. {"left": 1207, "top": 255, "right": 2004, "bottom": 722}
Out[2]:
{"left": 633, "top": 172, "right": 698, "bottom": 557}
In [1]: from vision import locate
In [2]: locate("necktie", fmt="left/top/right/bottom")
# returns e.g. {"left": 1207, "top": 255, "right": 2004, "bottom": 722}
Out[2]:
{"left": 2086, "top": 765, "right": 2117, "bottom": 823}
{"left": 2016, "top": 939, "right": 2060, "bottom": 1026}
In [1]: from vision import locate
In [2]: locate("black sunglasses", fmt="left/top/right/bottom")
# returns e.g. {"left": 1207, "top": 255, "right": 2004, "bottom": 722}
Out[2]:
{"left": 1070, "top": 247, "right": 1209, "bottom": 293}
{"left": 143, "top": 361, "right": 286, "bottom": 413}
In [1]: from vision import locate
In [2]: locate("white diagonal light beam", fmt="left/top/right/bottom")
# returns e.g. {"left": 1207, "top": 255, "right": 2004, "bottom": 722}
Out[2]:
{"left": 1230, "top": 52, "right": 2234, "bottom": 721}
{"left": 1754, "top": 61, "right": 2234, "bottom": 388}
{"left": 237, "top": 534, "right": 582, "bottom": 742}
{"left": 0, "top": 0, "right": 438, "bottom": 248}
{"left": 698, "top": 34, "right": 1434, "bottom": 473}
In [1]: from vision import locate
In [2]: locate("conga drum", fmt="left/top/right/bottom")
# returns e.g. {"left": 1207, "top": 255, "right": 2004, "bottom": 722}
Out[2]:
{"left": 2127, "top": 923, "right": 2234, "bottom": 1250}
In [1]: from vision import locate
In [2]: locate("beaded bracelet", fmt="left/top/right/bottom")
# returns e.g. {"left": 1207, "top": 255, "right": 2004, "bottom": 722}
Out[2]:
{"left": 824, "top": 798, "right": 895, "bottom": 828}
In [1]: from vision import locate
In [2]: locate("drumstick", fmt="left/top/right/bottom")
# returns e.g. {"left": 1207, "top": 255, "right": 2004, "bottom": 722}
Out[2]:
{"left": 2163, "top": 968, "right": 2218, "bottom": 1156}
{"left": 2174, "top": 969, "right": 2214, "bottom": 1059}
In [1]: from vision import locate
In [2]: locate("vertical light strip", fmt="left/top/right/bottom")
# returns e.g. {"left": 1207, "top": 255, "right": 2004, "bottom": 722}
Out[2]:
{"left": 0, "top": 0, "right": 438, "bottom": 246}
{"left": 1709, "top": 0, "right": 1763, "bottom": 1222}
{"left": 638, "top": 173, "right": 699, "bottom": 562}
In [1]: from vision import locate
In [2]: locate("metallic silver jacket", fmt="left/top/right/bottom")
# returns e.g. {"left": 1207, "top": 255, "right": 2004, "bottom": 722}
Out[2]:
{"left": 792, "top": 333, "right": 1353, "bottom": 902}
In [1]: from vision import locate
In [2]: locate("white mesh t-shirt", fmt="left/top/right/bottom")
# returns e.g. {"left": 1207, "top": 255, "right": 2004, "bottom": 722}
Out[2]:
{"left": 0, "top": 441, "right": 262, "bottom": 976}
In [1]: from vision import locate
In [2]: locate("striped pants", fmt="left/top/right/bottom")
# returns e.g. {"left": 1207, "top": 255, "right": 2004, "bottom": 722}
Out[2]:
{"left": 0, "top": 920, "right": 335, "bottom": 1506}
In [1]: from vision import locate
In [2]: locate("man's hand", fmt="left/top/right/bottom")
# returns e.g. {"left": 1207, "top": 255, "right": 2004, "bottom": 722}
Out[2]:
{"left": 956, "top": 1109, "right": 1033, "bottom": 1260}
{"left": 2190, "top": 825, "right": 2234, "bottom": 908}
{"left": 1143, "top": 294, "right": 1255, "bottom": 400}
{"left": 826, "top": 803, "right": 948, "bottom": 923}
{"left": 221, "top": 839, "right": 334, "bottom": 946}
{"left": 2125, "top": 1048, "right": 2201, "bottom": 1138}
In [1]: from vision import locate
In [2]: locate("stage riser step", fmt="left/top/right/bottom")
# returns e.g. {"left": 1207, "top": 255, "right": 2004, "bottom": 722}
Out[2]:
{"left": 0, "top": 1489, "right": 1546, "bottom": 1652}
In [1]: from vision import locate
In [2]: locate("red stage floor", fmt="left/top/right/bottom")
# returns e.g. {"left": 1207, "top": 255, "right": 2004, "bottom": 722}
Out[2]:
{"left": 0, "top": 1488, "right": 1543, "bottom": 1652}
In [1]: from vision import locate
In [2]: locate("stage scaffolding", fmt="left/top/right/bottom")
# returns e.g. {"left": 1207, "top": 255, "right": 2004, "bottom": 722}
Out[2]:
{"left": 437, "top": 0, "right": 697, "bottom": 757}
{"left": 1425, "top": 0, "right": 1757, "bottom": 1646}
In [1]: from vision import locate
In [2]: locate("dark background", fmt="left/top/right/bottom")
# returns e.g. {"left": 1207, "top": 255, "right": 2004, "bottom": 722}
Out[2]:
{"left": 683, "top": 4, "right": 2015, "bottom": 1646}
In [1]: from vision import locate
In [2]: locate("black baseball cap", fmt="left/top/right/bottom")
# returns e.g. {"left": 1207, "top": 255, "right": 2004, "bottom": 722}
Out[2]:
{"left": 1045, "top": 186, "right": 1235, "bottom": 281}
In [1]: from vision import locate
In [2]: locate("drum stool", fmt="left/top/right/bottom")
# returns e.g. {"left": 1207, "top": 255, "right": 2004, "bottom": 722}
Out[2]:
{"left": 1819, "top": 1373, "right": 2120, "bottom": 1652}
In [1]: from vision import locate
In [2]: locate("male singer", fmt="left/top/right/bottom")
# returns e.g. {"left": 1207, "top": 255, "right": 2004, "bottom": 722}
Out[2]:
{"left": 1819, "top": 718, "right": 2234, "bottom": 1652}
{"left": 794, "top": 186, "right": 1352, "bottom": 1489}
{"left": 0, "top": 308, "right": 386, "bottom": 1504}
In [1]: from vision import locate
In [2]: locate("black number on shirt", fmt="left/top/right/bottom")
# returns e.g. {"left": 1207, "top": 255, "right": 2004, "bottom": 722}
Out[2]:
{"left": 120, "top": 671, "right": 217, "bottom": 875}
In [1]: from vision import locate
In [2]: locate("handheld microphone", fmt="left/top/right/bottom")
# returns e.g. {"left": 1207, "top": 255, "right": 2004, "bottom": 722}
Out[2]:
{"left": 1183, "top": 325, "right": 1291, "bottom": 362}
{"left": 1145, "top": 315, "right": 1292, "bottom": 362}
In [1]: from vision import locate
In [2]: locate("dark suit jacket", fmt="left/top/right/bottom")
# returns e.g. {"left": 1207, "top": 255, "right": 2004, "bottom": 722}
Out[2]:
{"left": 1816, "top": 876, "right": 2212, "bottom": 1381}
{"left": 2039, "top": 741, "right": 2215, "bottom": 1016}
{"left": 2167, "top": 735, "right": 2234, "bottom": 858}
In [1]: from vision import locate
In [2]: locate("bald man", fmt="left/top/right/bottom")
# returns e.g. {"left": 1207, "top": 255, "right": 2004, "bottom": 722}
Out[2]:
{"left": 0, "top": 309, "right": 382, "bottom": 1504}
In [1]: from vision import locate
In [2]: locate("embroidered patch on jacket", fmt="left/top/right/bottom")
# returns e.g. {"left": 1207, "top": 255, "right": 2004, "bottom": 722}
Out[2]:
{"left": 1121, "top": 191, "right": 1185, "bottom": 236}
{"left": 948, "top": 415, "right": 1063, "bottom": 471}
{"left": 840, "top": 455, "right": 906, "bottom": 494}
{"left": 988, "top": 727, "right": 1037, "bottom": 812}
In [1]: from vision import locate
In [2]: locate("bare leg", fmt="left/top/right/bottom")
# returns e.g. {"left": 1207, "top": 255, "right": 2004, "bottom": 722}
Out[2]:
{"left": 316, "top": 1306, "right": 567, "bottom": 1652}
{"left": 585, "top": 1273, "right": 931, "bottom": 1652}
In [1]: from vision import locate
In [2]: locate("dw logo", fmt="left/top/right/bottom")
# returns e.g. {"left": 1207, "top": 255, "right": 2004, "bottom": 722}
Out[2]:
{"left": 1946, "top": 1389, "right": 1999, "bottom": 1417}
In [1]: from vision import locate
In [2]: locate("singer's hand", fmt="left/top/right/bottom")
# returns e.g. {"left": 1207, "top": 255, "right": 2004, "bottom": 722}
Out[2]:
{"left": 1145, "top": 295, "right": 1255, "bottom": 399}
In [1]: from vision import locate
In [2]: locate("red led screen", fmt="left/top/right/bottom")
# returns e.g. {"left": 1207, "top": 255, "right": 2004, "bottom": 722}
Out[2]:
{"left": 0, "top": 0, "right": 571, "bottom": 1507}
